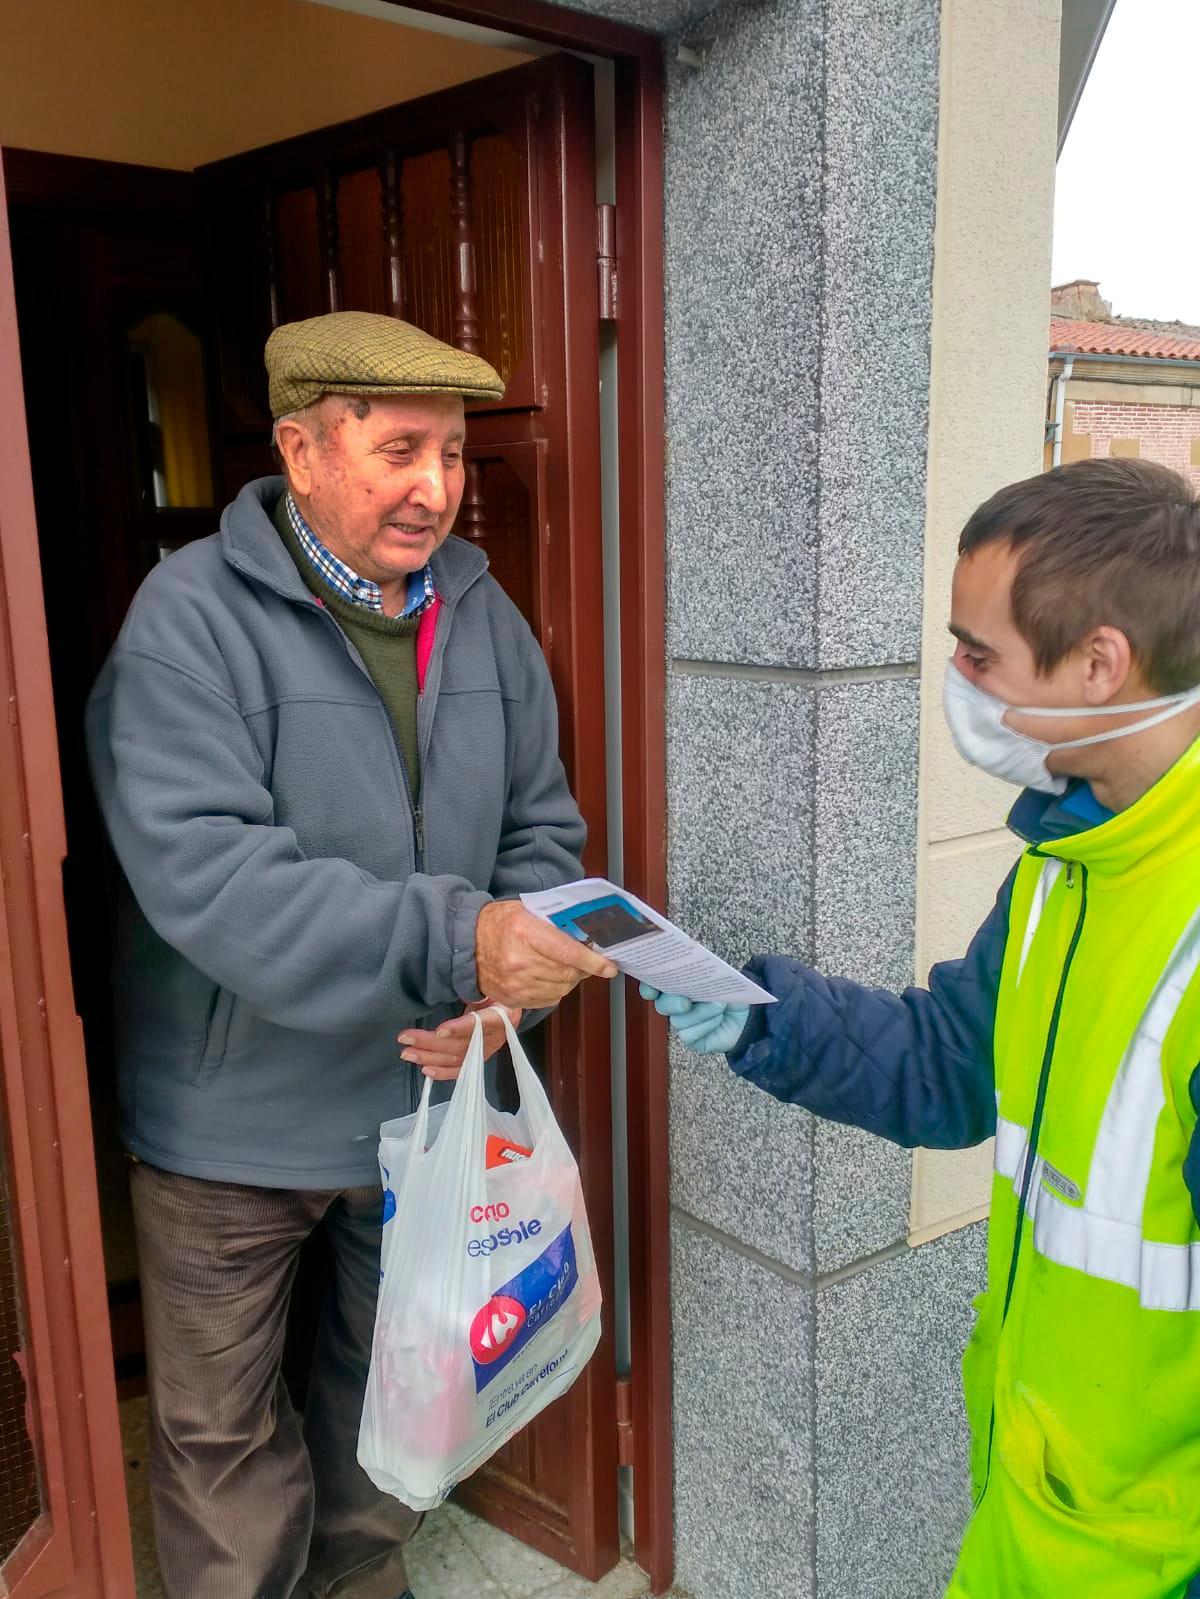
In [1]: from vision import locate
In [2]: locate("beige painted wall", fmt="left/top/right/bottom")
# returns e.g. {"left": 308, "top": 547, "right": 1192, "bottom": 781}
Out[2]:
{"left": 909, "top": 0, "right": 1063, "bottom": 1246}
{"left": 0, "top": 0, "right": 528, "bottom": 171}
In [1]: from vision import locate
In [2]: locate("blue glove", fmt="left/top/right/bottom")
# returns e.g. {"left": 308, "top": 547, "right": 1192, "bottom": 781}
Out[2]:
{"left": 639, "top": 984, "right": 750, "bottom": 1054}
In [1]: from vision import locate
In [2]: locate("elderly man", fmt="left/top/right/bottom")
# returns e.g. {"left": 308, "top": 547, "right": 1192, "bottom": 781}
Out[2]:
{"left": 86, "top": 311, "right": 612, "bottom": 1599}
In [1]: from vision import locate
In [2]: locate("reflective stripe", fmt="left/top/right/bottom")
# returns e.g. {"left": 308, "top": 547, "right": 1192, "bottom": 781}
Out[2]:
{"left": 1031, "top": 1186, "right": 1200, "bottom": 1312}
{"left": 994, "top": 1112, "right": 1028, "bottom": 1184}
{"left": 995, "top": 1122, "right": 1200, "bottom": 1311}
{"left": 994, "top": 1110, "right": 1045, "bottom": 1224}
{"left": 1088, "top": 903, "right": 1200, "bottom": 1223}
{"left": 995, "top": 867, "right": 1200, "bottom": 1312}
{"left": 1017, "top": 858, "right": 1063, "bottom": 983}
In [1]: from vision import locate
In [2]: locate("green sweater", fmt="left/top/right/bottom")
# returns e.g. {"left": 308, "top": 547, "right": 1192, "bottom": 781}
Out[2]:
{"left": 273, "top": 495, "right": 422, "bottom": 795}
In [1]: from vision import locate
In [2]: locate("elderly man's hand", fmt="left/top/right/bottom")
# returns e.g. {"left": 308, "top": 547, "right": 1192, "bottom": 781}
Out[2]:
{"left": 398, "top": 1001, "right": 520, "bottom": 1080}
{"left": 474, "top": 900, "right": 617, "bottom": 1008}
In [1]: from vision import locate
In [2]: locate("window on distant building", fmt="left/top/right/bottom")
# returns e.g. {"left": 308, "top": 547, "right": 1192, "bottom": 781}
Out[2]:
{"left": 1109, "top": 438, "right": 1140, "bottom": 459}
{"left": 1191, "top": 437, "right": 1200, "bottom": 468}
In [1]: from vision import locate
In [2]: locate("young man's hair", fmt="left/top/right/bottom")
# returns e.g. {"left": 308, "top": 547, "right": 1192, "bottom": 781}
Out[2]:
{"left": 958, "top": 458, "right": 1200, "bottom": 692}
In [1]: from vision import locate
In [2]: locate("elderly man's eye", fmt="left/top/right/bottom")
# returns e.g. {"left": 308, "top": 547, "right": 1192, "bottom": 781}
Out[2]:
{"left": 444, "top": 452, "right": 463, "bottom": 467}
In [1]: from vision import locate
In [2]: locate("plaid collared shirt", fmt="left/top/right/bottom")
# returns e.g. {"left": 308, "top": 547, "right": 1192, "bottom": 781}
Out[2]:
{"left": 284, "top": 492, "right": 436, "bottom": 618}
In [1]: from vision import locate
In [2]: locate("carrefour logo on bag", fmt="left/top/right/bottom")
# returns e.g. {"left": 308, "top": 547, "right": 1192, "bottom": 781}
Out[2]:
{"left": 467, "top": 1215, "right": 542, "bottom": 1257}
{"left": 470, "top": 1295, "right": 527, "bottom": 1366}
{"left": 470, "top": 1225, "right": 579, "bottom": 1392}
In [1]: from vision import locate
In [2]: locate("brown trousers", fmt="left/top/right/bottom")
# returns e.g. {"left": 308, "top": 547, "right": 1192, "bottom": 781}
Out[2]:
{"left": 130, "top": 1161, "right": 420, "bottom": 1599}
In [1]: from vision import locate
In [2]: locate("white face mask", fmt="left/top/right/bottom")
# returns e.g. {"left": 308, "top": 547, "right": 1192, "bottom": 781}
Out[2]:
{"left": 942, "top": 662, "right": 1200, "bottom": 795}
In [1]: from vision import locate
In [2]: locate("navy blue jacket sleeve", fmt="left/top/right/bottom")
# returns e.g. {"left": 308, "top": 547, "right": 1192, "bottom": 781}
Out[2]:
{"left": 726, "top": 871, "right": 1016, "bottom": 1150}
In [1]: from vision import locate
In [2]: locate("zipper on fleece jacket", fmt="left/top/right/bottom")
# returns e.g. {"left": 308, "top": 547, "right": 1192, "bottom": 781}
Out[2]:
{"left": 311, "top": 604, "right": 427, "bottom": 869}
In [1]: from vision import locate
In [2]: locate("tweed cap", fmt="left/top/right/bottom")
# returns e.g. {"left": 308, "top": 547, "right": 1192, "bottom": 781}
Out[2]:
{"left": 265, "top": 310, "right": 504, "bottom": 417}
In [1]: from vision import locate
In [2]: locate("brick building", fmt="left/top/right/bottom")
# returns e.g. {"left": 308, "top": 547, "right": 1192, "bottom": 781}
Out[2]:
{"left": 1047, "top": 281, "right": 1200, "bottom": 487}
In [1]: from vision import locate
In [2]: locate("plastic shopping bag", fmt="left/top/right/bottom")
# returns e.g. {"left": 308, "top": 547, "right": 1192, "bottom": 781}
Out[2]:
{"left": 357, "top": 1008, "right": 602, "bottom": 1510}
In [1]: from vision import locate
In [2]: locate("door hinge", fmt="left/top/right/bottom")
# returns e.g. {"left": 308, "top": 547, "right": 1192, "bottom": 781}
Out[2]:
{"left": 597, "top": 203, "right": 619, "bottom": 322}
{"left": 616, "top": 1374, "right": 634, "bottom": 1467}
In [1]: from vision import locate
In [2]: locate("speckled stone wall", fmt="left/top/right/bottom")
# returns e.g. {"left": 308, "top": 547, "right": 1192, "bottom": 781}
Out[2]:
{"left": 652, "top": 0, "right": 956, "bottom": 1591}
{"left": 539, "top": 0, "right": 972, "bottom": 1594}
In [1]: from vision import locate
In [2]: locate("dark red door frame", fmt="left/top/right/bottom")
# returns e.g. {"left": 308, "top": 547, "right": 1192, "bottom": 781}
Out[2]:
{"left": 611, "top": 52, "right": 670, "bottom": 1599}
{"left": 0, "top": 158, "right": 137, "bottom": 1599}
{"left": 390, "top": 6, "right": 671, "bottom": 1591}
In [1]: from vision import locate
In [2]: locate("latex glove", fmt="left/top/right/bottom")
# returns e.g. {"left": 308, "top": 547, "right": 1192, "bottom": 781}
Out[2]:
{"left": 639, "top": 985, "right": 750, "bottom": 1054}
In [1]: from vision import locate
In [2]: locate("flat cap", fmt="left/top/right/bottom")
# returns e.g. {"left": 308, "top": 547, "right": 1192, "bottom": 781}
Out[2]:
{"left": 265, "top": 310, "right": 504, "bottom": 417}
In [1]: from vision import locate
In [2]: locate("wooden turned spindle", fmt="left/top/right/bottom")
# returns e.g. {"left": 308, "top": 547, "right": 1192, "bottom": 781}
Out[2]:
{"left": 381, "top": 149, "right": 406, "bottom": 319}
{"left": 263, "top": 187, "right": 280, "bottom": 330}
{"left": 317, "top": 166, "right": 342, "bottom": 314}
{"left": 450, "top": 129, "right": 480, "bottom": 355}
{"left": 461, "top": 460, "right": 486, "bottom": 544}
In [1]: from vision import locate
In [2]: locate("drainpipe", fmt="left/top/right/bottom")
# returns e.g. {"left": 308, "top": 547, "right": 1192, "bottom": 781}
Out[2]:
{"left": 1050, "top": 355, "right": 1075, "bottom": 467}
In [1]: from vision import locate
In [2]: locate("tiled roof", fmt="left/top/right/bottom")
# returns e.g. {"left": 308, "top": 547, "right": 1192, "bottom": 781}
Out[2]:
{"left": 1050, "top": 317, "right": 1200, "bottom": 362}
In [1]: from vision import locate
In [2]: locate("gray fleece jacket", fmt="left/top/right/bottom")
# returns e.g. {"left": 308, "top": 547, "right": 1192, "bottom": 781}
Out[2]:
{"left": 86, "top": 477, "right": 585, "bottom": 1186}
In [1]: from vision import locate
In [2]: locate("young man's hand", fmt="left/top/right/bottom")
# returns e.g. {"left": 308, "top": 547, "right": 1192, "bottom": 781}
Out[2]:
{"left": 474, "top": 899, "right": 616, "bottom": 1007}
{"left": 640, "top": 985, "right": 750, "bottom": 1054}
{"left": 398, "top": 1000, "right": 521, "bottom": 1080}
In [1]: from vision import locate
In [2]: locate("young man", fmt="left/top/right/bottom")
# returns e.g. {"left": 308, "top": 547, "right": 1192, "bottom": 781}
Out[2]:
{"left": 647, "top": 459, "right": 1200, "bottom": 1597}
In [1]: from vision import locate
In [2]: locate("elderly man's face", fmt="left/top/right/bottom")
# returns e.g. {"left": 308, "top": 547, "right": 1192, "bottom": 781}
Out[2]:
{"left": 280, "top": 393, "right": 467, "bottom": 587}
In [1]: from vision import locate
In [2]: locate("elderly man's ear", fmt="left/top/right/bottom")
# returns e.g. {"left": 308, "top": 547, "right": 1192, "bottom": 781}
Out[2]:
{"left": 273, "top": 407, "right": 327, "bottom": 496}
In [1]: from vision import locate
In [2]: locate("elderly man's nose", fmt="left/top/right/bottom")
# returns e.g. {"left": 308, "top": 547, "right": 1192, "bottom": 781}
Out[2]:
{"left": 411, "top": 458, "right": 449, "bottom": 514}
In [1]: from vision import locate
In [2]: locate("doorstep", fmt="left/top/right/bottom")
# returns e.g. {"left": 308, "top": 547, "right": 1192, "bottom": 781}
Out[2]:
{"left": 121, "top": 1397, "right": 653, "bottom": 1599}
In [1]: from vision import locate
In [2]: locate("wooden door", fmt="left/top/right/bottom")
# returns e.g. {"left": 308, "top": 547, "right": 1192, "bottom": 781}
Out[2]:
{"left": 199, "top": 54, "right": 619, "bottom": 1580}
{"left": 0, "top": 152, "right": 136, "bottom": 1599}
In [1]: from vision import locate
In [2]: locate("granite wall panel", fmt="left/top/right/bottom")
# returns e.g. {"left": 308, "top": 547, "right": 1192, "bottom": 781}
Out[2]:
{"left": 810, "top": 678, "right": 921, "bottom": 1268}
{"left": 669, "top": 1034, "right": 815, "bottom": 1275}
{"left": 671, "top": 1217, "right": 816, "bottom": 1599}
{"left": 665, "top": 670, "right": 814, "bottom": 965}
{"left": 663, "top": 0, "right": 827, "bottom": 668}
{"left": 815, "top": 0, "right": 940, "bottom": 670}
{"left": 815, "top": 1224, "right": 987, "bottom": 1598}
{"left": 666, "top": 673, "right": 922, "bottom": 1274}
{"left": 812, "top": 680, "right": 920, "bottom": 991}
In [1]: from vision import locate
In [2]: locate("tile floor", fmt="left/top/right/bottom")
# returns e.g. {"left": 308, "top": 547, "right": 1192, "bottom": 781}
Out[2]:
{"left": 121, "top": 1398, "right": 654, "bottom": 1599}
